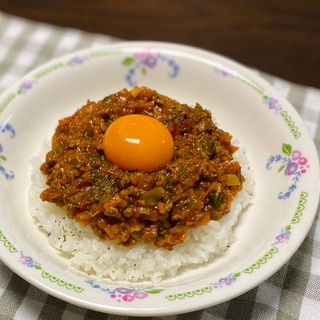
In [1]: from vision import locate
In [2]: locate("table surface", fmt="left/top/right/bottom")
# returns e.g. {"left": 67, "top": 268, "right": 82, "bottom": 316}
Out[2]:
{"left": 0, "top": 9, "right": 320, "bottom": 320}
{"left": 0, "top": 0, "right": 320, "bottom": 89}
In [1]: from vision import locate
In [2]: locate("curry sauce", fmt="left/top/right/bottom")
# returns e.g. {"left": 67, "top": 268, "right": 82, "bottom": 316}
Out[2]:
{"left": 40, "top": 87, "right": 244, "bottom": 250}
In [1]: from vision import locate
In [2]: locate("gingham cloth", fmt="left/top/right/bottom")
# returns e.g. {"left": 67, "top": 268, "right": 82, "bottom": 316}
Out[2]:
{"left": 0, "top": 12, "right": 320, "bottom": 320}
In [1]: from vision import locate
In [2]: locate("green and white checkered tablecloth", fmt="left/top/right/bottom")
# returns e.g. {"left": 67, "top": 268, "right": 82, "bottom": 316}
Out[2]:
{"left": 0, "top": 12, "right": 320, "bottom": 320}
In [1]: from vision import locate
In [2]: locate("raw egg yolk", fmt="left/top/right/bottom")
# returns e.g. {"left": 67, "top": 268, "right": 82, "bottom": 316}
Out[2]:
{"left": 103, "top": 114, "right": 174, "bottom": 172}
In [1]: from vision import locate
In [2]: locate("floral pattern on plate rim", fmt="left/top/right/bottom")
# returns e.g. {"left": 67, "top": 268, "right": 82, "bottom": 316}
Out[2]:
{"left": 0, "top": 47, "right": 313, "bottom": 302}
{"left": 214, "top": 66, "right": 301, "bottom": 139}
{"left": 266, "top": 143, "right": 309, "bottom": 199}
{"left": 0, "top": 122, "right": 15, "bottom": 181}
{"left": 121, "top": 50, "right": 180, "bottom": 86}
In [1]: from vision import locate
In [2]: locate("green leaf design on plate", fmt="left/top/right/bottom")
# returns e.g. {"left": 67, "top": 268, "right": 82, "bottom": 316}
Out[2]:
{"left": 282, "top": 143, "right": 292, "bottom": 156}
{"left": 285, "top": 225, "right": 291, "bottom": 232}
{"left": 145, "top": 288, "right": 164, "bottom": 294}
{"left": 141, "top": 66, "right": 147, "bottom": 75}
{"left": 122, "top": 57, "right": 135, "bottom": 66}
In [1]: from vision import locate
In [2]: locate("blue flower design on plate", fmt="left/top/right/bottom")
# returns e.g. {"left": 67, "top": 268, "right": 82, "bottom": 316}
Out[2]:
{"left": 0, "top": 122, "right": 15, "bottom": 181}
{"left": 122, "top": 51, "right": 180, "bottom": 86}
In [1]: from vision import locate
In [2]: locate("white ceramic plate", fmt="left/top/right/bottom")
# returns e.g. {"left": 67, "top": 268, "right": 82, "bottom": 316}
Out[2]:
{"left": 0, "top": 42, "right": 319, "bottom": 316}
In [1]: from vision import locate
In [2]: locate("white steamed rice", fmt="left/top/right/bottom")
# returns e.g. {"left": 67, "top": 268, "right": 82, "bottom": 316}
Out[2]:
{"left": 29, "top": 142, "right": 254, "bottom": 284}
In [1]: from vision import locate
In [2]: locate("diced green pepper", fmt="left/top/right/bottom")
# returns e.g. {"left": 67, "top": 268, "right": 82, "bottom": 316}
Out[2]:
{"left": 143, "top": 187, "right": 166, "bottom": 205}
{"left": 209, "top": 192, "right": 226, "bottom": 208}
